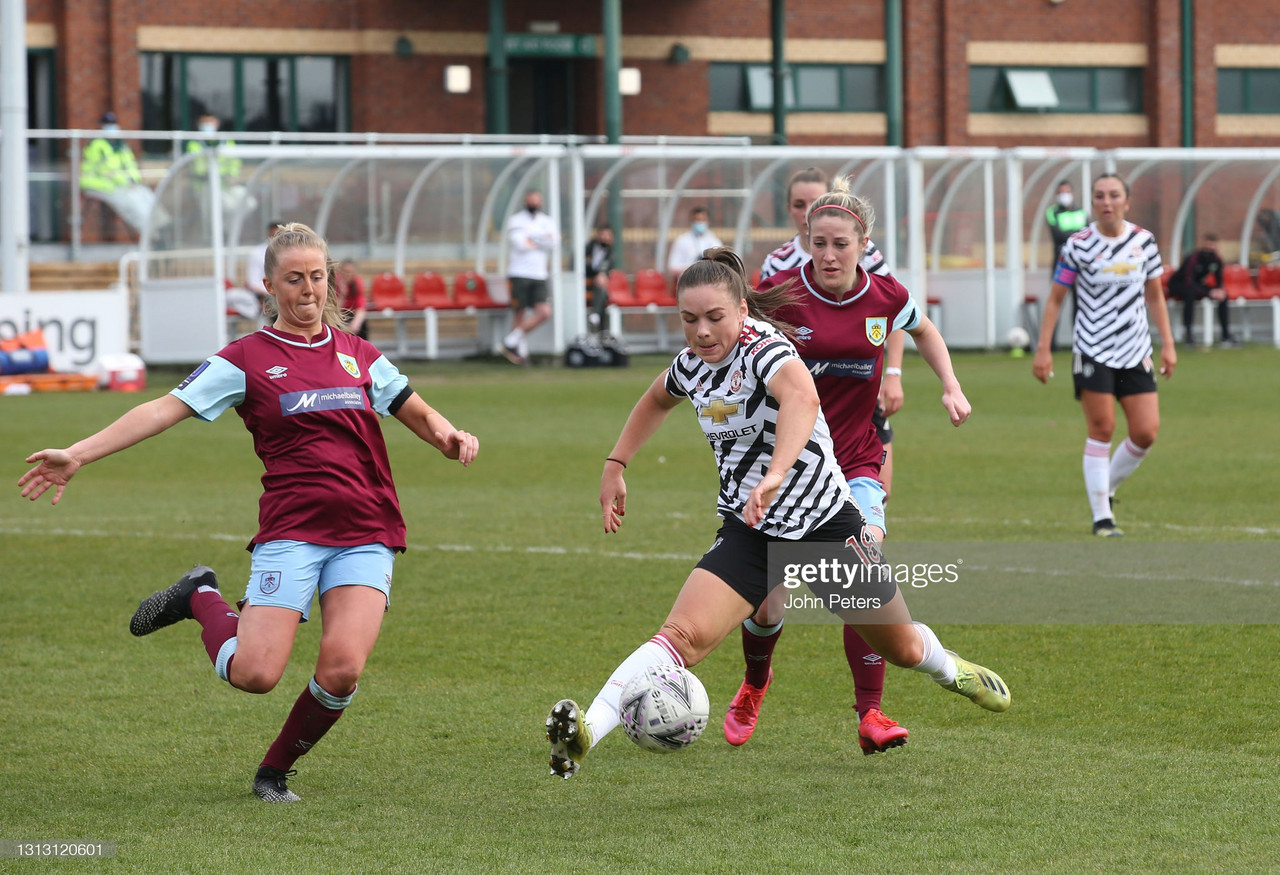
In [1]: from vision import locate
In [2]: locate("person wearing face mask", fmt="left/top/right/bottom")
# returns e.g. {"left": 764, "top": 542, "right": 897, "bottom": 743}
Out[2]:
{"left": 666, "top": 206, "right": 724, "bottom": 282}
{"left": 185, "top": 114, "right": 242, "bottom": 181}
{"left": 1044, "top": 181, "right": 1089, "bottom": 351}
{"left": 502, "top": 190, "right": 560, "bottom": 365}
{"left": 80, "top": 112, "right": 149, "bottom": 237}
{"left": 185, "top": 114, "right": 255, "bottom": 223}
{"left": 1046, "top": 181, "right": 1088, "bottom": 262}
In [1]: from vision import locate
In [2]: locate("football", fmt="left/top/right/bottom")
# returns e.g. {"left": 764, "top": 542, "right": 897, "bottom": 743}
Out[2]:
{"left": 1006, "top": 325, "right": 1031, "bottom": 350}
{"left": 618, "top": 664, "right": 710, "bottom": 753}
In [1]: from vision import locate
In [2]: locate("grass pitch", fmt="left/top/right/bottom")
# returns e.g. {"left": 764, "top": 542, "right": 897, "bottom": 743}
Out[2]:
{"left": 2, "top": 346, "right": 1278, "bottom": 873}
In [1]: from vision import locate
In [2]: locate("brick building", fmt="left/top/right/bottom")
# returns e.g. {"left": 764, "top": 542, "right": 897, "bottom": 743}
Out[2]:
{"left": 15, "top": 0, "right": 1280, "bottom": 147}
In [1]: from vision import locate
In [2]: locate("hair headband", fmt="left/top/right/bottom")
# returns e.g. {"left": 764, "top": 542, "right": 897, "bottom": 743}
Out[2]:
{"left": 810, "top": 203, "right": 866, "bottom": 233}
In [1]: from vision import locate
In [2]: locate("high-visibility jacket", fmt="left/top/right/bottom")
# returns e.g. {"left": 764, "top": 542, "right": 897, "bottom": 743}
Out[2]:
{"left": 1046, "top": 204, "right": 1088, "bottom": 258}
{"left": 80, "top": 138, "right": 141, "bottom": 193}
{"left": 185, "top": 138, "right": 242, "bottom": 180}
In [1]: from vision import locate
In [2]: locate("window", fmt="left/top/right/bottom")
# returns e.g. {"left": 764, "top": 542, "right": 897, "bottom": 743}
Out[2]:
{"left": 710, "top": 63, "right": 884, "bottom": 113}
{"left": 1005, "top": 71, "right": 1059, "bottom": 109}
{"left": 140, "top": 53, "right": 350, "bottom": 152}
{"left": 969, "top": 66, "right": 1143, "bottom": 113}
{"left": 1219, "top": 68, "right": 1280, "bottom": 113}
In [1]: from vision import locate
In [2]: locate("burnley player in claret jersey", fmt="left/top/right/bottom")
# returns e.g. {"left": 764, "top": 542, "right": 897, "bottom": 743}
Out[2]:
{"left": 726, "top": 176, "right": 975, "bottom": 757}
{"left": 19, "top": 224, "right": 479, "bottom": 804}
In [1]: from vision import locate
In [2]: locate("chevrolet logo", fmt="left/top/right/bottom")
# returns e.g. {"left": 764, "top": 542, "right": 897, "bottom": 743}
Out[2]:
{"left": 699, "top": 398, "right": 739, "bottom": 424}
{"left": 1102, "top": 263, "right": 1138, "bottom": 275}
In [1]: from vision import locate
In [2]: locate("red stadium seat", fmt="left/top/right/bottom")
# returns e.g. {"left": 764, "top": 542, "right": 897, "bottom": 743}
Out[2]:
{"left": 1222, "top": 264, "right": 1255, "bottom": 300}
{"left": 454, "top": 271, "right": 503, "bottom": 308}
{"left": 371, "top": 272, "right": 414, "bottom": 310}
{"left": 607, "top": 270, "right": 640, "bottom": 306}
{"left": 1255, "top": 263, "right": 1280, "bottom": 299}
{"left": 412, "top": 271, "right": 457, "bottom": 309}
{"left": 634, "top": 268, "right": 677, "bottom": 306}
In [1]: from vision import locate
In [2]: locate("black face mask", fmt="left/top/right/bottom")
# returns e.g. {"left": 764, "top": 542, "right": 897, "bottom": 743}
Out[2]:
{"left": 527, "top": 205, "right": 540, "bottom": 215}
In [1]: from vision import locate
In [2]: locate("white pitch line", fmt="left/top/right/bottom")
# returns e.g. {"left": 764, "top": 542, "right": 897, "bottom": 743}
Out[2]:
{"left": 0, "top": 523, "right": 700, "bottom": 563}
{"left": 897, "top": 515, "right": 1280, "bottom": 536}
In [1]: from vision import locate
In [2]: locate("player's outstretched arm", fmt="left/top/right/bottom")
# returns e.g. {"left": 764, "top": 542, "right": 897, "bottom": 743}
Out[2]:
{"left": 601, "top": 373, "right": 682, "bottom": 533}
{"left": 393, "top": 393, "right": 478, "bottom": 466}
{"left": 906, "top": 317, "right": 971, "bottom": 426}
{"left": 19, "top": 394, "right": 195, "bottom": 505}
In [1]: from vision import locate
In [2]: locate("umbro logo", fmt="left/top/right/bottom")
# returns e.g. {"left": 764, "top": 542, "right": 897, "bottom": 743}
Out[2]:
{"left": 795, "top": 326, "right": 814, "bottom": 337}
{"left": 266, "top": 365, "right": 289, "bottom": 380}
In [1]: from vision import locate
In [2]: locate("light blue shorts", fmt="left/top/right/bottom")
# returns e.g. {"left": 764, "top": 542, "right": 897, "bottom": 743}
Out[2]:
{"left": 242, "top": 540, "right": 395, "bottom": 622}
{"left": 848, "top": 477, "right": 887, "bottom": 535}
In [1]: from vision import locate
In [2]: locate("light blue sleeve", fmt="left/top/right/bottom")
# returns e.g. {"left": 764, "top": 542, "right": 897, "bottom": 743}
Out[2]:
{"left": 368, "top": 355, "right": 410, "bottom": 416}
{"left": 169, "top": 356, "right": 245, "bottom": 422}
{"left": 892, "top": 298, "right": 922, "bottom": 333}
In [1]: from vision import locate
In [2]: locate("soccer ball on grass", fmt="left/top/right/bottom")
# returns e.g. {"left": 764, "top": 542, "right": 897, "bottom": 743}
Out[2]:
{"left": 618, "top": 664, "right": 710, "bottom": 753}
{"left": 1006, "top": 325, "right": 1031, "bottom": 357}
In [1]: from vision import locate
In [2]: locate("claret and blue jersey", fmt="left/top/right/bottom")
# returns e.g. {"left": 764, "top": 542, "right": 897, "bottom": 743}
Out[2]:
{"left": 172, "top": 325, "right": 411, "bottom": 551}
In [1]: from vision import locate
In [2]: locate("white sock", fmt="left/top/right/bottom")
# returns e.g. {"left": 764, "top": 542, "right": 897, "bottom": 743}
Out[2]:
{"left": 583, "top": 634, "right": 684, "bottom": 749}
{"left": 1109, "top": 437, "right": 1148, "bottom": 495}
{"left": 1083, "top": 438, "right": 1113, "bottom": 521}
{"left": 911, "top": 622, "right": 957, "bottom": 685}
{"left": 504, "top": 328, "right": 524, "bottom": 346}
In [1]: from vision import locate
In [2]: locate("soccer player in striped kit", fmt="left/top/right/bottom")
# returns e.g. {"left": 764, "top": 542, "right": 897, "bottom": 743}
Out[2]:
{"left": 1033, "top": 173, "right": 1177, "bottom": 537}
{"left": 544, "top": 247, "right": 1009, "bottom": 780}
{"left": 19, "top": 224, "right": 479, "bottom": 803}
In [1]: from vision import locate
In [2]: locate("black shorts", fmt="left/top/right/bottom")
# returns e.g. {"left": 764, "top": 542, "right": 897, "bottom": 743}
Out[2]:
{"left": 1072, "top": 352, "right": 1157, "bottom": 401}
{"left": 694, "top": 502, "right": 867, "bottom": 610}
{"left": 509, "top": 276, "right": 549, "bottom": 309}
{"left": 872, "top": 408, "right": 894, "bottom": 446}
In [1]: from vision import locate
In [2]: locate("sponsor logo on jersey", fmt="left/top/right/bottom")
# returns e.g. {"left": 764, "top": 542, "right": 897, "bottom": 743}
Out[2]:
{"left": 704, "top": 424, "right": 759, "bottom": 442}
{"left": 279, "top": 386, "right": 365, "bottom": 415}
{"left": 804, "top": 358, "right": 876, "bottom": 379}
{"left": 699, "top": 397, "right": 739, "bottom": 424}
{"left": 337, "top": 352, "right": 361, "bottom": 379}
{"left": 729, "top": 369, "right": 743, "bottom": 393}
{"left": 177, "top": 360, "right": 210, "bottom": 390}
{"left": 265, "top": 365, "right": 288, "bottom": 381}
{"left": 866, "top": 317, "right": 887, "bottom": 346}
{"left": 1102, "top": 262, "right": 1139, "bottom": 276}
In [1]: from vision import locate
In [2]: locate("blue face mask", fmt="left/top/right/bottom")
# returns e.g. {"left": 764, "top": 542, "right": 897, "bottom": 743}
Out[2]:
{"left": 692, "top": 221, "right": 708, "bottom": 235}
{"left": 102, "top": 123, "right": 120, "bottom": 134}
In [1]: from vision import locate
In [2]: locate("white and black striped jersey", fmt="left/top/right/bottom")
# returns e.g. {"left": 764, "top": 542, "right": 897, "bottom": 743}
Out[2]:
{"left": 759, "top": 235, "right": 890, "bottom": 282}
{"left": 664, "top": 316, "right": 850, "bottom": 539}
{"left": 1054, "top": 222, "right": 1163, "bottom": 369}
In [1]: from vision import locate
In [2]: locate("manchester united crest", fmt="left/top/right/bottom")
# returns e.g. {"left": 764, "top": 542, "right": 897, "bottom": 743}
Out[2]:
{"left": 729, "top": 369, "right": 743, "bottom": 393}
{"left": 866, "top": 317, "right": 887, "bottom": 347}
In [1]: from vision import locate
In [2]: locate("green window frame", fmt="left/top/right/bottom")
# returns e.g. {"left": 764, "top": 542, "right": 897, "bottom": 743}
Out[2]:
{"left": 1218, "top": 68, "right": 1280, "bottom": 114}
{"left": 710, "top": 62, "right": 884, "bottom": 113}
{"left": 140, "top": 52, "right": 351, "bottom": 152}
{"left": 969, "top": 66, "right": 1143, "bottom": 113}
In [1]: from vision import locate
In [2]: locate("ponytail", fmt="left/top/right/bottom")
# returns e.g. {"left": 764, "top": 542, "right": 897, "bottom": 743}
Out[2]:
{"left": 676, "top": 246, "right": 799, "bottom": 339}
